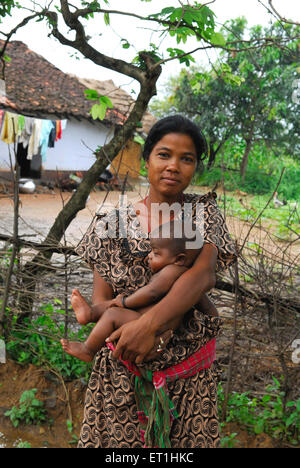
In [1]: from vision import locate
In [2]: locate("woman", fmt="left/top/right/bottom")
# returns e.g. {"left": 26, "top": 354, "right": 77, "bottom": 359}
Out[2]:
{"left": 75, "top": 115, "right": 236, "bottom": 448}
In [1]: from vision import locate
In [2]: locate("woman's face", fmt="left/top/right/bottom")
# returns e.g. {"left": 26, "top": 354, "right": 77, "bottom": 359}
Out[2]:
{"left": 145, "top": 133, "right": 197, "bottom": 200}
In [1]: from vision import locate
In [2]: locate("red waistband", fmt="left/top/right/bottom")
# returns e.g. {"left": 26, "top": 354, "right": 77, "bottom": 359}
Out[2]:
{"left": 106, "top": 337, "right": 216, "bottom": 383}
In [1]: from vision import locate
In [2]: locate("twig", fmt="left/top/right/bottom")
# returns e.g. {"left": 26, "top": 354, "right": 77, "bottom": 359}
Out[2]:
{"left": 222, "top": 241, "right": 240, "bottom": 420}
{"left": 47, "top": 366, "right": 73, "bottom": 427}
{"left": 0, "top": 137, "right": 20, "bottom": 335}
{"left": 267, "top": 0, "right": 300, "bottom": 26}
{"left": 238, "top": 168, "right": 286, "bottom": 254}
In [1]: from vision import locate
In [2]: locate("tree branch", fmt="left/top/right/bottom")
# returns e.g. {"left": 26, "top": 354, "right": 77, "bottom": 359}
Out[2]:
{"left": 239, "top": 167, "right": 286, "bottom": 254}
{"left": 44, "top": 9, "right": 146, "bottom": 85}
{"left": 68, "top": 5, "right": 299, "bottom": 54}
{"left": 0, "top": 12, "right": 40, "bottom": 61}
{"left": 268, "top": 0, "right": 300, "bottom": 26}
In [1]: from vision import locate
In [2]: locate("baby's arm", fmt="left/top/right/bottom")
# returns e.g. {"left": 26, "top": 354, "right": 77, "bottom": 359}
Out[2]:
{"left": 121, "top": 265, "right": 188, "bottom": 310}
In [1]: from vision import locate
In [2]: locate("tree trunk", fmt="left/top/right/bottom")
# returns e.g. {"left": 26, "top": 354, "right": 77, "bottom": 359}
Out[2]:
{"left": 17, "top": 65, "right": 162, "bottom": 322}
{"left": 207, "top": 128, "right": 234, "bottom": 170}
{"left": 240, "top": 122, "right": 255, "bottom": 181}
{"left": 207, "top": 142, "right": 217, "bottom": 169}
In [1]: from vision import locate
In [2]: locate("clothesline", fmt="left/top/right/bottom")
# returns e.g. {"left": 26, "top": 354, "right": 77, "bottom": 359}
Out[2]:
{"left": 0, "top": 110, "right": 67, "bottom": 162}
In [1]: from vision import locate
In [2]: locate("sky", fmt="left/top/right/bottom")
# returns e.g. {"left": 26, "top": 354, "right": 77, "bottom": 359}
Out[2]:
{"left": 2, "top": 0, "right": 300, "bottom": 97}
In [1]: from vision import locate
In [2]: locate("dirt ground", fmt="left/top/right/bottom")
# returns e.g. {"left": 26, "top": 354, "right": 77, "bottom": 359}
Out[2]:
{"left": 0, "top": 359, "right": 279, "bottom": 448}
{"left": 1, "top": 184, "right": 299, "bottom": 258}
{"left": 0, "top": 185, "right": 147, "bottom": 245}
{"left": 0, "top": 359, "right": 84, "bottom": 448}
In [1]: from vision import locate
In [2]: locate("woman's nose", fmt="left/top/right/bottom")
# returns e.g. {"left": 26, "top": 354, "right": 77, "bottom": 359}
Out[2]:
{"left": 166, "top": 157, "right": 180, "bottom": 172}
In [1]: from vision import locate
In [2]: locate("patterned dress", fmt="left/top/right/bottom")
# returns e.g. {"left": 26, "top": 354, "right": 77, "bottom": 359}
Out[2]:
{"left": 75, "top": 192, "right": 236, "bottom": 448}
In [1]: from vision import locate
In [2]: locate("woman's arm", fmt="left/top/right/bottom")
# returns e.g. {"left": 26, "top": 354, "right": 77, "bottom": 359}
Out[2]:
{"left": 90, "top": 270, "right": 114, "bottom": 321}
{"left": 114, "top": 265, "right": 188, "bottom": 310}
{"left": 107, "top": 243, "right": 218, "bottom": 363}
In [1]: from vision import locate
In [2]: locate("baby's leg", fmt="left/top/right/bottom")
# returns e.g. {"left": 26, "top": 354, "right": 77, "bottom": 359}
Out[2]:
{"left": 84, "top": 307, "right": 140, "bottom": 356}
{"left": 61, "top": 307, "right": 140, "bottom": 362}
{"left": 71, "top": 289, "right": 93, "bottom": 325}
{"left": 71, "top": 288, "right": 109, "bottom": 325}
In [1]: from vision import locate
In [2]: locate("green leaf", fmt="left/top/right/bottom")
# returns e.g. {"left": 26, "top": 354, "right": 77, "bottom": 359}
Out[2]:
{"left": 104, "top": 12, "right": 110, "bottom": 25}
{"left": 210, "top": 32, "right": 226, "bottom": 47}
{"left": 90, "top": 102, "right": 107, "bottom": 120}
{"left": 121, "top": 39, "right": 130, "bottom": 49}
{"left": 254, "top": 419, "right": 265, "bottom": 434}
{"left": 169, "top": 7, "right": 182, "bottom": 23}
{"left": 84, "top": 89, "right": 100, "bottom": 101}
{"left": 100, "top": 95, "right": 113, "bottom": 109}
{"left": 286, "top": 414, "right": 297, "bottom": 427}
{"left": 133, "top": 135, "right": 145, "bottom": 146}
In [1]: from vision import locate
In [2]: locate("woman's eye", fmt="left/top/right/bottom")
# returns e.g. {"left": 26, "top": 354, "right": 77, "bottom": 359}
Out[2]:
{"left": 158, "top": 152, "right": 169, "bottom": 158}
{"left": 182, "top": 156, "right": 195, "bottom": 163}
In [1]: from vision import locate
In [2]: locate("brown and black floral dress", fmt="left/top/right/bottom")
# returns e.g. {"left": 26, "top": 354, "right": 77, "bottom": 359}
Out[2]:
{"left": 75, "top": 192, "right": 236, "bottom": 448}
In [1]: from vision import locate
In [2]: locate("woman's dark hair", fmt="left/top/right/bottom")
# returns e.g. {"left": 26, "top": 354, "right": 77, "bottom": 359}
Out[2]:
{"left": 142, "top": 115, "right": 208, "bottom": 166}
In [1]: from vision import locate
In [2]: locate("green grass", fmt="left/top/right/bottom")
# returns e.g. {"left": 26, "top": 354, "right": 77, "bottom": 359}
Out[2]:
{"left": 217, "top": 192, "right": 300, "bottom": 241}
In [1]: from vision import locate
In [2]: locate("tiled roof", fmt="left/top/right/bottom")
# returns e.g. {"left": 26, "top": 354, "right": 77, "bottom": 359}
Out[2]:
{"left": 0, "top": 41, "right": 155, "bottom": 132}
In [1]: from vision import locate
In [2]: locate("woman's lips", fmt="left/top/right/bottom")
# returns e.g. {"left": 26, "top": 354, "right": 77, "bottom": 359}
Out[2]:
{"left": 161, "top": 177, "right": 180, "bottom": 185}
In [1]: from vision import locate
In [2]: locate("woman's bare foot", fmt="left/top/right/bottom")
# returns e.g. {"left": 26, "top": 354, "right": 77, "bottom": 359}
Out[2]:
{"left": 61, "top": 339, "right": 94, "bottom": 363}
{"left": 71, "top": 289, "right": 92, "bottom": 325}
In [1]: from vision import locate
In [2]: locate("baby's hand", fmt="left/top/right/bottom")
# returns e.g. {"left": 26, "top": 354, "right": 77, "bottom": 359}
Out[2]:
{"left": 109, "top": 294, "right": 125, "bottom": 308}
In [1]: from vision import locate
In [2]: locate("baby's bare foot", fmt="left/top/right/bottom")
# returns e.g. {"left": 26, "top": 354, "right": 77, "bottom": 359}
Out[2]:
{"left": 71, "top": 289, "right": 92, "bottom": 325}
{"left": 61, "top": 339, "right": 94, "bottom": 363}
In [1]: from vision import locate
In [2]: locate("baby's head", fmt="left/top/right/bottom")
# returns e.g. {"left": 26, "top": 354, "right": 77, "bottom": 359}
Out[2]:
{"left": 148, "top": 220, "right": 201, "bottom": 273}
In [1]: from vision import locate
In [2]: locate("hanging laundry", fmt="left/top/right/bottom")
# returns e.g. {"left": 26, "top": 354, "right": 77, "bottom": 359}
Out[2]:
{"left": 18, "top": 115, "right": 25, "bottom": 134}
{"left": 27, "top": 119, "right": 43, "bottom": 160}
{"left": 18, "top": 116, "right": 34, "bottom": 148}
{"left": 61, "top": 120, "right": 67, "bottom": 131}
{"left": 39, "top": 120, "right": 55, "bottom": 162}
{"left": 0, "top": 110, "right": 4, "bottom": 133}
{"left": 1, "top": 112, "right": 19, "bottom": 144}
{"left": 30, "top": 151, "right": 42, "bottom": 174}
{"left": 48, "top": 120, "right": 57, "bottom": 148}
{"left": 55, "top": 120, "right": 62, "bottom": 141}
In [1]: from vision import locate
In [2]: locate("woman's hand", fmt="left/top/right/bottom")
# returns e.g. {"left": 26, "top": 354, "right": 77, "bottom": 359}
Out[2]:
{"left": 107, "top": 294, "right": 125, "bottom": 308}
{"left": 106, "top": 316, "right": 155, "bottom": 364}
{"left": 143, "top": 330, "right": 174, "bottom": 362}
{"left": 106, "top": 316, "right": 173, "bottom": 364}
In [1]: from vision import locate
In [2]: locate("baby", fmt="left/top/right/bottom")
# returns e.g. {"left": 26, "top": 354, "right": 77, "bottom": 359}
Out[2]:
{"left": 61, "top": 220, "right": 202, "bottom": 362}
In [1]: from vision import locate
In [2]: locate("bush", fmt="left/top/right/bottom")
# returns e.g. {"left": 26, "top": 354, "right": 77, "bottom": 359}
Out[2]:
{"left": 6, "top": 303, "right": 93, "bottom": 381}
{"left": 219, "top": 377, "right": 300, "bottom": 445}
{"left": 5, "top": 389, "right": 47, "bottom": 428}
{"left": 195, "top": 140, "right": 300, "bottom": 201}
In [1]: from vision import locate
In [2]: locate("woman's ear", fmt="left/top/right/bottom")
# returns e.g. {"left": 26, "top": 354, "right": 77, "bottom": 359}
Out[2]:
{"left": 145, "top": 159, "right": 149, "bottom": 170}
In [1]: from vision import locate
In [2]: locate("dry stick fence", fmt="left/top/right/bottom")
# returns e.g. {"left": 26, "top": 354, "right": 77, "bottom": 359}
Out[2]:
{"left": 0, "top": 156, "right": 300, "bottom": 424}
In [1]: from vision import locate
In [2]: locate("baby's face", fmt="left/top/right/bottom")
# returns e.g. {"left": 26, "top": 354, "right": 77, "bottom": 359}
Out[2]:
{"left": 147, "top": 242, "right": 177, "bottom": 274}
